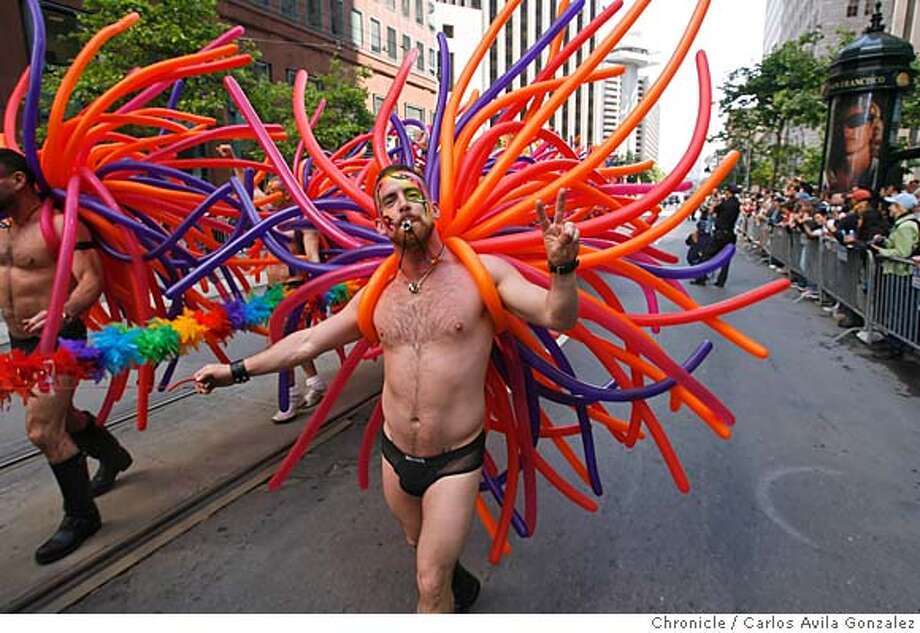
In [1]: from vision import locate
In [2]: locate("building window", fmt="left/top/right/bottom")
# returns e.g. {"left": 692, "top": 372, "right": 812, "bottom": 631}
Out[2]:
{"left": 286, "top": 68, "right": 298, "bottom": 85}
{"left": 416, "top": 42, "right": 425, "bottom": 70}
{"left": 387, "top": 27, "right": 398, "bottom": 59}
{"left": 415, "top": 0, "right": 424, "bottom": 25}
{"left": 281, "top": 0, "right": 297, "bottom": 18}
{"left": 352, "top": 11, "right": 364, "bottom": 47}
{"left": 449, "top": 51, "right": 455, "bottom": 87}
{"left": 534, "top": 0, "right": 543, "bottom": 75}
{"left": 369, "top": 18, "right": 381, "bottom": 52}
{"left": 373, "top": 95, "right": 386, "bottom": 114}
{"left": 429, "top": 48, "right": 437, "bottom": 75}
{"left": 307, "top": 0, "right": 322, "bottom": 29}
{"left": 253, "top": 60, "right": 272, "bottom": 81}
{"left": 406, "top": 104, "right": 425, "bottom": 122}
{"left": 387, "top": 0, "right": 396, "bottom": 9}
{"left": 402, "top": 34, "right": 412, "bottom": 58}
{"left": 443, "top": 24, "right": 454, "bottom": 38}
{"left": 846, "top": 0, "right": 859, "bottom": 18}
{"left": 864, "top": 0, "right": 874, "bottom": 16}
{"left": 523, "top": 1, "right": 531, "bottom": 85}
{"left": 40, "top": 4, "right": 80, "bottom": 66}
{"left": 330, "top": 0, "right": 344, "bottom": 35}
{"left": 504, "top": 15, "right": 513, "bottom": 89}
{"left": 402, "top": 0, "right": 410, "bottom": 18}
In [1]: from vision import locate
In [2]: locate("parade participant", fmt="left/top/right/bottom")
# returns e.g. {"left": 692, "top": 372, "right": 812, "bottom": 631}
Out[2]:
{"left": 261, "top": 176, "right": 327, "bottom": 423}
{"left": 193, "top": 164, "right": 580, "bottom": 612}
{"left": 0, "top": 149, "right": 132, "bottom": 565}
{"left": 216, "top": 144, "right": 327, "bottom": 423}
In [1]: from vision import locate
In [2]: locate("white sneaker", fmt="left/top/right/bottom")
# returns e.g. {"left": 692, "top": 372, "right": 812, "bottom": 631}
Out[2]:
{"left": 272, "top": 407, "right": 299, "bottom": 423}
{"left": 300, "top": 388, "right": 325, "bottom": 409}
{"left": 272, "top": 389, "right": 302, "bottom": 424}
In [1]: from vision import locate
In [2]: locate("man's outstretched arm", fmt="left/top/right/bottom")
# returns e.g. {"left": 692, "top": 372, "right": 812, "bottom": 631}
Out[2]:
{"left": 484, "top": 190, "right": 580, "bottom": 331}
{"left": 194, "top": 290, "right": 364, "bottom": 393}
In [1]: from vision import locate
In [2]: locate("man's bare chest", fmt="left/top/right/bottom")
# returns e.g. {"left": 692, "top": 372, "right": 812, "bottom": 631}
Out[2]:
{"left": 0, "top": 226, "right": 54, "bottom": 271}
{"left": 374, "top": 267, "right": 486, "bottom": 347}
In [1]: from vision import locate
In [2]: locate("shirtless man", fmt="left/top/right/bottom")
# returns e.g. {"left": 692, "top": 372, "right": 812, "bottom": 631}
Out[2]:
{"left": 0, "top": 149, "right": 132, "bottom": 565}
{"left": 194, "top": 164, "right": 580, "bottom": 612}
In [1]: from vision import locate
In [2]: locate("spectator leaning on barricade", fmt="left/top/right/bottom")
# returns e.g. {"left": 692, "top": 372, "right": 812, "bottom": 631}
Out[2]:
{"left": 869, "top": 191, "right": 920, "bottom": 358}
{"left": 871, "top": 191, "right": 920, "bottom": 275}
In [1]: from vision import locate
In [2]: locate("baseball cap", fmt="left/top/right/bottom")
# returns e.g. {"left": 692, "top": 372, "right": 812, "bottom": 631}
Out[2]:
{"left": 727, "top": 184, "right": 742, "bottom": 194}
{"left": 883, "top": 191, "right": 918, "bottom": 210}
{"left": 849, "top": 188, "right": 872, "bottom": 202}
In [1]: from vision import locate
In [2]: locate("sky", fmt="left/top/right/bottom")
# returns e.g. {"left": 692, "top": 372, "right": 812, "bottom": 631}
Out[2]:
{"left": 627, "top": 0, "right": 768, "bottom": 174}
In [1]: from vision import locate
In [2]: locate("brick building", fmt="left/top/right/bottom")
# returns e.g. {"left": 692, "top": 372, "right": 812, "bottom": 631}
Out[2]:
{"left": 1, "top": 0, "right": 438, "bottom": 128}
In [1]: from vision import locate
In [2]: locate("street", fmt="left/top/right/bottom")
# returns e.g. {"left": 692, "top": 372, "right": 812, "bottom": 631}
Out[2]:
{"left": 65, "top": 224, "right": 920, "bottom": 613}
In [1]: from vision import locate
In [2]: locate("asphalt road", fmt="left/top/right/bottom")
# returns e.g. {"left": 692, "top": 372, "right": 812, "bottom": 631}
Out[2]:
{"left": 68, "top": 224, "right": 920, "bottom": 613}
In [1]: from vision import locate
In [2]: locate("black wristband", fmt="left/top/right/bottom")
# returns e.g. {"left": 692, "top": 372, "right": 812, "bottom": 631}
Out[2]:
{"left": 548, "top": 258, "right": 579, "bottom": 275}
{"left": 230, "top": 359, "right": 250, "bottom": 384}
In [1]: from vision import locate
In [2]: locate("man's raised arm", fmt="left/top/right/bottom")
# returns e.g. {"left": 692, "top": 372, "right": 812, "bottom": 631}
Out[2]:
{"left": 484, "top": 190, "right": 580, "bottom": 332}
{"left": 194, "top": 290, "right": 364, "bottom": 393}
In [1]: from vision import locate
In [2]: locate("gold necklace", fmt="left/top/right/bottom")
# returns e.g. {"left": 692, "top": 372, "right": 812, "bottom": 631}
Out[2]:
{"left": 401, "top": 243, "right": 445, "bottom": 294}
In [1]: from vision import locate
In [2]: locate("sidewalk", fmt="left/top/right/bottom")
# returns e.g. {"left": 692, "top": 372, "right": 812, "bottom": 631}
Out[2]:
{"left": 0, "top": 348, "right": 382, "bottom": 611}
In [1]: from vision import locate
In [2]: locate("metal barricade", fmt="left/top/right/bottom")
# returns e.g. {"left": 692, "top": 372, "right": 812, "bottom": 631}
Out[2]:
{"left": 817, "top": 237, "right": 869, "bottom": 317}
{"left": 768, "top": 226, "right": 792, "bottom": 268}
{"left": 802, "top": 236, "right": 821, "bottom": 283}
{"left": 745, "top": 230, "right": 920, "bottom": 354}
{"left": 866, "top": 254, "right": 920, "bottom": 353}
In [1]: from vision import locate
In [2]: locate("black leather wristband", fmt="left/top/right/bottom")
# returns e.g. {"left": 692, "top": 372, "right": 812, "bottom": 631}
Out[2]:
{"left": 548, "top": 258, "right": 579, "bottom": 275}
{"left": 230, "top": 359, "right": 250, "bottom": 384}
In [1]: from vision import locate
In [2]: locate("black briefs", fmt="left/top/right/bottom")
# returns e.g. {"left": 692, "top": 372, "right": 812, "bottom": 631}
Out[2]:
{"left": 381, "top": 430, "right": 486, "bottom": 498}
{"left": 9, "top": 318, "right": 87, "bottom": 355}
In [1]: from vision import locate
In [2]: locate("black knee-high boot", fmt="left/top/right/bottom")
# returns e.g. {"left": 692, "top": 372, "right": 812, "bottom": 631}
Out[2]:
{"left": 70, "top": 413, "right": 133, "bottom": 496}
{"left": 452, "top": 562, "right": 481, "bottom": 613}
{"left": 35, "top": 453, "right": 102, "bottom": 565}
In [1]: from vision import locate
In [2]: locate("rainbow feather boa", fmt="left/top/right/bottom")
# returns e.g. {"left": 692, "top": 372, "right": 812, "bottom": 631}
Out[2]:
{"left": 0, "top": 281, "right": 362, "bottom": 407}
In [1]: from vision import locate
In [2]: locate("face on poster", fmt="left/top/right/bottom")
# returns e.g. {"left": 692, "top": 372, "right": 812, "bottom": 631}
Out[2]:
{"left": 823, "top": 91, "right": 890, "bottom": 195}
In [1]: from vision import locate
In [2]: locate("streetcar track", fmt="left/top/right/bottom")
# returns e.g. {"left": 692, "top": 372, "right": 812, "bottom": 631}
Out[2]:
{"left": 4, "top": 390, "right": 381, "bottom": 613}
{"left": 0, "top": 389, "right": 199, "bottom": 472}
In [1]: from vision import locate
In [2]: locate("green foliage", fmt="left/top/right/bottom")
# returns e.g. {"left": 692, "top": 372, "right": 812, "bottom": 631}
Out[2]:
{"left": 38, "top": 0, "right": 372, "bottom": 159}
{"left": 900, "top": 57, "right": 920, "bottom": 132}
{"left": 716, "top": 31, "right": 830, "bottom": 187}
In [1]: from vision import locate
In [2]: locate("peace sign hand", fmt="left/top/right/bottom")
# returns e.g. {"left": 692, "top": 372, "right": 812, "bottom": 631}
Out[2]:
{"left": 535, "top": 189, "right": 580, "bottom": 269}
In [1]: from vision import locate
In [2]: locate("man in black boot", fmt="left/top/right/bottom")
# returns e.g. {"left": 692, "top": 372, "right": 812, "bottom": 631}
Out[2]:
{"left": 2, "top": 149, "right": 108, "bottom": 564}
{"left": 452, "top": 562, "right": 481, "bottom": 613}
{"left": 70, "top": 413, "right": 133, "bottom": 496}
{"left": 35, "top": 453, "right": 101, "bottom": 565}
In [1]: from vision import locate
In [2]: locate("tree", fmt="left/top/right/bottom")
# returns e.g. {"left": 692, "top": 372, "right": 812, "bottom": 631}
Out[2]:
{"left": 39, "top": 0, "right": 372, "bottom": 157}
{"left": 717, "top": 31, "right": 829, "bottom": 188}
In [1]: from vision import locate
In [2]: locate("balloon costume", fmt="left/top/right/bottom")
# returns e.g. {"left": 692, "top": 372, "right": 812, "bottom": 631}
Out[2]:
{"left": 0, "top": 0, "right": 789, "bottom": 563}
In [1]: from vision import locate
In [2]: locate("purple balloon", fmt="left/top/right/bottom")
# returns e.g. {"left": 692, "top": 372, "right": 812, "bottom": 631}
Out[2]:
{"left": 21, "top": 0, "right": 50, "bottom": 193}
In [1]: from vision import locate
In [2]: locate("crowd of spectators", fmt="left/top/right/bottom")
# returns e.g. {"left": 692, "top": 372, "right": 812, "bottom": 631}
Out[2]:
{"left": 689, "top": 176, "right": 920, "bottom": 358}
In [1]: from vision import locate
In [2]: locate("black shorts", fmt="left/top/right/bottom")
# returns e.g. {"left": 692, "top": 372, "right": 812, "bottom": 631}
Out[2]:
{"left": 381, "top": 430, "right": 486, "bottom": 497}
{"left": 9, "top": 318, "right": 87, "bottom": 355}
